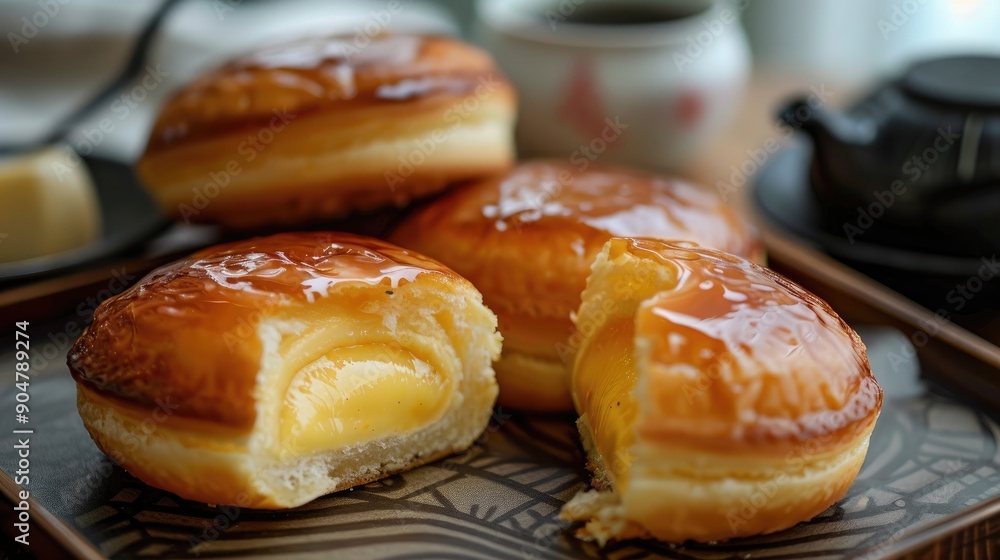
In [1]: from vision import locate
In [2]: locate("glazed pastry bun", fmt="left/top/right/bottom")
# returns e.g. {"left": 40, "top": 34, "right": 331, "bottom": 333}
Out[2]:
{"left": 560, "top": 238, "right": 882, "bottom": 543}
{"left": 137, "top": 34, "right": 516, "bottom": 229}
{"left": 388, "top": 160, "right": 762, "bottom": 412}
{"left": 67, "top": 232, "right": 501, "bottom": 509}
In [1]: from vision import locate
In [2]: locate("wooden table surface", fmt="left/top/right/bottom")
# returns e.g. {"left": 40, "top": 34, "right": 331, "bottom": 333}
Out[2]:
{"left": 904, "top": 516, "right": 999, "bottom": 559}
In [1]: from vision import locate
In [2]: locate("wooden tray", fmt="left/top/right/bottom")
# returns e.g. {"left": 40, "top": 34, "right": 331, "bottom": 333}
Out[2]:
{"left": 1, "top": 227, "right": 1000, "bottom": 559}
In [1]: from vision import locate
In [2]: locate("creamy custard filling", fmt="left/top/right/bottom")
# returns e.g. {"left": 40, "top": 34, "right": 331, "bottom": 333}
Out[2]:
{"left": 281, "top": 342, "right": 451, "bottom": 455}
{"left": 573, "top": 318, "right": 639, "bottom": 491}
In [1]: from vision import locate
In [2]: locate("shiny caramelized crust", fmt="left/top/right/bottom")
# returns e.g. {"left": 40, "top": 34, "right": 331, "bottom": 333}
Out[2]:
{"left": 561, "top": 238, "right": 882, "bottom": 543}
{"left": 144, "top": 35, "right": 506, "bottom": 153}
{"left": 627, "top": 239, "right": 881, "bottom": 455}
{"left": 69, "top": 233, "right": 455, "bottom": 430}
{"left": 389, "top": 160, "right": 762, "bottom": 411}
{"left": 137, "top": 34, "right": 516, "bottom": 228}
{"left": 68, "top": 232, "right": 502, "bottom": 508}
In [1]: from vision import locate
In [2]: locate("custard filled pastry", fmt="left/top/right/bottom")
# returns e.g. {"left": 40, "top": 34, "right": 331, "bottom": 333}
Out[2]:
{"left": 560, "top": 237, "right": 881, "bottom": 543}
{"left": 67, "top": 232, "right": 501, "bottom": 508}
{"left": 389, "top": 160, "right": 762, "bottom": 412}
{"left": 137, "top": 34, "right": 516, "bottom": 228}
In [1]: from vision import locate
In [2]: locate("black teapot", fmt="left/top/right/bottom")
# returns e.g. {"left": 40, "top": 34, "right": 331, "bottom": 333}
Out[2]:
{"left": 779, "top": 56, "right": 1000, "bottom": 257}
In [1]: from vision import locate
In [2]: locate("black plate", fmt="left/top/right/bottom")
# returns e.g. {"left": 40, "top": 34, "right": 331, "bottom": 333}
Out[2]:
{"left": 0, "top": 157, "right": 168, "bottom": 285}
{"left": 753, "top": 141, "right": 1000, "bottom": 314}
{"left": 753, "top": 141, "right": 989, "bottom": 276}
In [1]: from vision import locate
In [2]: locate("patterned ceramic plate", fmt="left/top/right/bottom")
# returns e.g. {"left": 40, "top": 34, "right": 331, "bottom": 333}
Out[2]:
{"left": 1, "top": 325, "right": 999, "bottom": 559}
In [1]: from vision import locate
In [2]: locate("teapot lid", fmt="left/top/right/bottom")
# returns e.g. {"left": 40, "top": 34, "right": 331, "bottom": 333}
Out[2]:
{"left": 902, "top": 55, "right": 1000, "bottom": 109}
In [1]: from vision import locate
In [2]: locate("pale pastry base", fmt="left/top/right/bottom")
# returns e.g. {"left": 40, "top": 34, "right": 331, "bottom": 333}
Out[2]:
{"left": 138, "top": 95, "right": 515, "bottom": 228}
{"left": 493, "top": 350, "right": 574, "bottom": 413}
{"left": 77, "top": 384, "right": 483, "bottom": 508}
{"left": 562, "top": 415, "right": 876, "bottom": 544}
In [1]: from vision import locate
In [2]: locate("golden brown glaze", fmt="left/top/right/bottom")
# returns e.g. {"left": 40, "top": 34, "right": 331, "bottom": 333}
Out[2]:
{"left": 563, "top": 237, "right": 881, "bottom": 543}
{"left": 146, "top": 34, "right": 505, "bottom": 153}
{"left": 609, "top": 238, "right": 882, "bottom": 454}
{"left": 137, "top": 33, "right": 515, "bottom": 230}
{"left": 67, "top": 232, "right": 459, "bottom": 431}
{"left": 390, "top": 160, "right": 762, "bottom": 356}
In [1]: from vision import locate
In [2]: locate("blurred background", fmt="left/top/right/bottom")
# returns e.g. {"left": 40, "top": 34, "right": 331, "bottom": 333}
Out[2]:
{"left": 3, "top": 0, "right": 1000, "bottom": 161}
{"left": 2, "top": 0, "right": 1000, "bottom": 299}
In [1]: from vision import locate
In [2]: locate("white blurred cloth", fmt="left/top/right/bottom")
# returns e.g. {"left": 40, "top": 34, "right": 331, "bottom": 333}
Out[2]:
{"left": 0, "top": 0, "right": 457, "bottom": 161}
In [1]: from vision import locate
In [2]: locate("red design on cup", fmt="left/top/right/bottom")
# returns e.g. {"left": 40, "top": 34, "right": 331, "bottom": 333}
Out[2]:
{"left": 558, "top": 56, "right": 608, "bottom": 140}
{"left": 673, "top": 90, "right": 704, "bottom": 129}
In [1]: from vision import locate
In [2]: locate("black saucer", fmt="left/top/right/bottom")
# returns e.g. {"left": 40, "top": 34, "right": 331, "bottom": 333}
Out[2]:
{"left": 0, "top": 157, "right": 168, "bottom": 285}
{"left": 753, "top": 141, "right": 998, "bottom": 313}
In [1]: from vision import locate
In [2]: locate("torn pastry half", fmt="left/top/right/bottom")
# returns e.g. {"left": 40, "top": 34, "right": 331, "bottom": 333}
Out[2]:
{"left": 561, "top": 237, "right": 882, "bottom": 543}
{"left": 67, "top": 232, "right": 501, "bottom": 509}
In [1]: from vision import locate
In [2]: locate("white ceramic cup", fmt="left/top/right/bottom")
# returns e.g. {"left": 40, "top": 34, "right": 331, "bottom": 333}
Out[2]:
{"left": 475, "top": 0, "right": 751, "bottom": 171}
